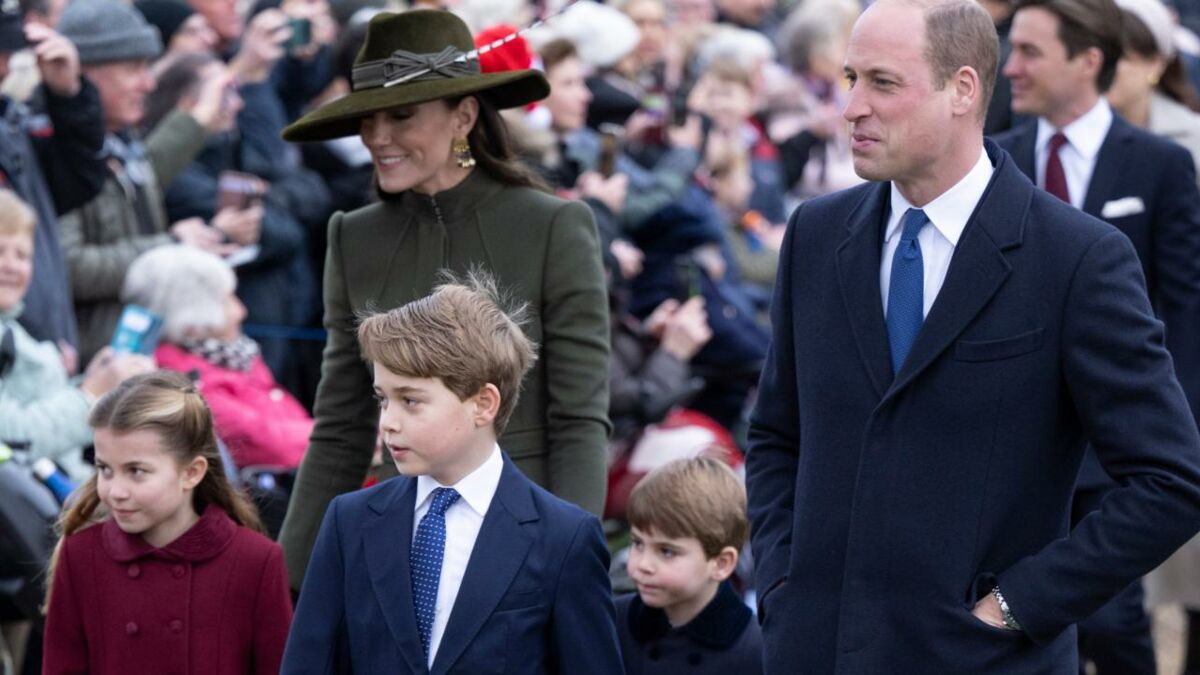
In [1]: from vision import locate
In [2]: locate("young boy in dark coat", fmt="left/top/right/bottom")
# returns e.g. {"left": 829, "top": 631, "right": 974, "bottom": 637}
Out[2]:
{"left": 617, "top": 456, "right": 763, "bottom": 673}
{"left": 282, "top": 272, "right": 622, "bottom": 674}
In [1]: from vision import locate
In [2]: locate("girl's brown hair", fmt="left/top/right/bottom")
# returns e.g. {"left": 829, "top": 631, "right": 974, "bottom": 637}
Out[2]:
{"left": 45, "top": 371, "right": 262, "bottom": 606}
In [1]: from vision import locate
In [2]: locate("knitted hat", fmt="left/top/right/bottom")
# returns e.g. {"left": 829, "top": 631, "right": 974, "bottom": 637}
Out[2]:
{"left": 135, "top": 0, "right": 195, "bottom": 48}
{"left": 59, "top": 0, "right": 163, "bottom": 65}
{"left": 0, "top": 0, "right": 26, "bottom": 53}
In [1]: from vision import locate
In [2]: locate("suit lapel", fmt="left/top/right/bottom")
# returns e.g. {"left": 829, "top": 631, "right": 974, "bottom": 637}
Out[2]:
{"left": 1005, "top": 123, "right": 1037, "bottom": 181}
{"left": 1082, "top": 118, "right": 1131, "bottom": 218}
{"left": 884, "top": 145, "right": 1026, "bottom": 399}
{"left": 363, "top": 479, "right": 428, "bottom": 674}
{"left": 431, "top": 459, "right": 537, "bottom": 675}
{"left": 835, "top": 183, "right": 894, "bottom": 398}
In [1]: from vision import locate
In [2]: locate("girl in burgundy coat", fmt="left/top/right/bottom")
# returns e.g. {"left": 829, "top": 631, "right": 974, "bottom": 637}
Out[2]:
{"left": 42, "top": 371, "right": 293, "bottom": 674}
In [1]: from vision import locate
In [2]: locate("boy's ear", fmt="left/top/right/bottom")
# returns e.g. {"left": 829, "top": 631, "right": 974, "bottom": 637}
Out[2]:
{"left": 181, "top": 455, "right": 208, "bottom": 491}
{"left": 710, "top": 546, "right": 740, "bottom": 582}
{"left": 472, "top": 383, "right": 501, "bottom": 427}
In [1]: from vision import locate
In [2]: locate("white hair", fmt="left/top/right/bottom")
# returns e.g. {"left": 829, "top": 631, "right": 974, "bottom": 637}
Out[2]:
{"left": 695, "top": 25, "right": 776, "bottom": 73}
{"left": 454, "top": 0, "right": 531, "bottom": 34}
{"left": 122, "top": 245, "right": 236, "bottom": 343}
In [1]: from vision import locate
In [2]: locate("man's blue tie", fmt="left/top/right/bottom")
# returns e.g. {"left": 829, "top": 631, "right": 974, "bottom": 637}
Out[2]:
{"left": 411, "top": 487, "right": 460, "bottom": 658}
{"left": 887, "top": 208, "right": 929, "bottom": 374}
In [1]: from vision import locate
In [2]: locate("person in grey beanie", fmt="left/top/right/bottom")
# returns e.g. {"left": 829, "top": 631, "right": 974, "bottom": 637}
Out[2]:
{"left": 56, "top": 0, "right": 243, "bottom": 364}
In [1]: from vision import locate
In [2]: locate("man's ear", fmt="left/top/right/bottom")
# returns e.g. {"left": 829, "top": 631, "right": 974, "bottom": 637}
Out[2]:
{"left": 473, "top": 383, "right": 501, "bottom": 427}
{"left": 951, "top": 65, "right": 981, "bottom": 118}
{"left": 710, "top": 545, "right": 740, "bottom": 582}
{"left": 181, "top": 455, "right": 208, "bottom": 491}
{"left": 1080, "top": 45, "right": 1105, "bottom": 83}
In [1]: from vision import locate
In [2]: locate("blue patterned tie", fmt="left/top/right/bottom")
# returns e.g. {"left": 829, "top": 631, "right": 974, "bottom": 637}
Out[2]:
{"left": 887, "top": 208, "right": 929, "bottom": 373}
{"left": 411, "top": 487, "right": 460, "bottom": 658}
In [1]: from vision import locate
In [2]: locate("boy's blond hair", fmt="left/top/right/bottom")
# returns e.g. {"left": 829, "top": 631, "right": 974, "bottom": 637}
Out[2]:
{"left": 0, "top": 189, "right": 36, "bottom": 239}
{"left": 357, "top": 270, "right": 537, "bottom": 433}
{"left": 627, "top": 456, "right": 748, "bottom": 558}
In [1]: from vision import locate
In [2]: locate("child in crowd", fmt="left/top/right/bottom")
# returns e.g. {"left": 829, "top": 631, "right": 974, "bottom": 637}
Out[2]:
{"left": 619, "top": 456, "right": 763, "bottom": 674}
{"left": 282, "top": 272, "right": 622, "bottom": 674}
{"left": 42, "top": 371, "right": 292, "bottom": 674}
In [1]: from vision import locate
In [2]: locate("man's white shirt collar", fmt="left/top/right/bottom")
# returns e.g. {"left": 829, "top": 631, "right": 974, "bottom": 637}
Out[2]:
{"left": 1036, "top": 98, "right": 1113, "bottom": 163}
{"left": 415, "top": 443, "right": 503, "bottom": 518}
{"left": 886, "top": 147, "right": 994, "bottom": 247}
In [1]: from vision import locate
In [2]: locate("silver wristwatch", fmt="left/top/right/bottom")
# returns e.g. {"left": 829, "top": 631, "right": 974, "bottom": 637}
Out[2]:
{"left": 991, "top": 585, "right": 1022, "bottom": 631}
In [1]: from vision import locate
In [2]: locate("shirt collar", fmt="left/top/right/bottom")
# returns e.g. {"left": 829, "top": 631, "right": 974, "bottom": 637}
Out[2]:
{"left": 1036, "top": 98, "right": 1113, "bottom": 162}
{"left": 886, "top": 147, "right": 993, "bottom": 247}
{"left": 415, "top": 443, "right": 503, "bottom": 518}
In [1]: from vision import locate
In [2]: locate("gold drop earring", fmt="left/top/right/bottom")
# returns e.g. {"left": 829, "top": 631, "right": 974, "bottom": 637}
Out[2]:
{"left": 453, "top": 138, "right": 475, "bottom": 169}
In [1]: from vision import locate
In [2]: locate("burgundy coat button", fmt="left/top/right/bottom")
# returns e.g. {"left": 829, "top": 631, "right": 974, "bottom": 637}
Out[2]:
{"left": 172, "top": 565, "right": 185, "bottom": 578}
{"left": 127, "top": 564, "right": 140, "bottom": 578}
{"left": 125, "top": 622, "right": 138, "bottom": 635}
{"left": 169, "top": 619, "right": 183, "bottom": 633}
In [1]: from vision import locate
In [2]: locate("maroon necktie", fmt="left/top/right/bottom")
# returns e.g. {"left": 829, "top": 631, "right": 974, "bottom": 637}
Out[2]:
{"left": 1044, "top": 132, "right": 1070, "bottom": 203}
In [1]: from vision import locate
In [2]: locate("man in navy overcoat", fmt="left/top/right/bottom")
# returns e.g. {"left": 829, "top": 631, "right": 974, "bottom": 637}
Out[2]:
{"left": 746, "top": 1, "right": 1200, "bottom": 673}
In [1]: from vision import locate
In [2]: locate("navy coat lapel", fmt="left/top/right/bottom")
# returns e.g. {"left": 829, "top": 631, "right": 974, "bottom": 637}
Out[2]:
{"left": 431, "top": 458, "right": 537, "bottom": 675}
{"left": 363, "top": 479, "right": 428, "bottom": 674}
{"left": 885, "top": 143, "right": 1026, "bottom": 398}
{"left": 835, "top": 183, "right": 894, "bottom": 398}
{"left": 1005, "top": 122, "right": 1037, "bottom": 180}
{"left": 1082, "top": 117, "right": 1131, "bottom": 218}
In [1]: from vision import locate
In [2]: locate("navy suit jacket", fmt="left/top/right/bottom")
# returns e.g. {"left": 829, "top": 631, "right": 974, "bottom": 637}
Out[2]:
{"left": 280, "top": 455, "right": 623, "bottom": 674}
{"left": 746, "top": 141, "right": 1200, "bottom": 674}
{"left": 994, "top": 117, "right": 1200, "bottom": 430}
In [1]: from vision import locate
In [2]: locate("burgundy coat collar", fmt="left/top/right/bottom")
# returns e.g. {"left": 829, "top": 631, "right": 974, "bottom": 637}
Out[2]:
{"left": 627, "top": 581, "right": 752, "bottom": 650}
{"left": 102, "top": 503, "right": 238, "bottom": 563}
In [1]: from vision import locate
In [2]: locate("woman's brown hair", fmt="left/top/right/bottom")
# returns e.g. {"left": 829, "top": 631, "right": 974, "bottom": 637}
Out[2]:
{"left": 378, "top": 95, "right": 549, "bottom": 199}
{"left": 1120, "top": 8, "right": 1200, "bottom": 113}
{"left": 45, "top": 371, "right": 262, "bottom": 607}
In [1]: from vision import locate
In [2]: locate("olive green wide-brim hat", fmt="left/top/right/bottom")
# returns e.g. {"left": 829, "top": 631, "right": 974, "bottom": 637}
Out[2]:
{"left": 282, "top": 9, "right": 549, "bottom": 142}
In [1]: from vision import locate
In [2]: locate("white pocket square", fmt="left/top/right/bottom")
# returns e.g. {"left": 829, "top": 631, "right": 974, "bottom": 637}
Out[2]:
{"left": 1101, "top": 196, "right": 1145, "bottom": 218}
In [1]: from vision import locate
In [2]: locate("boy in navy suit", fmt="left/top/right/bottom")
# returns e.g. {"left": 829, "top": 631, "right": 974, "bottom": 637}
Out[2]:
{"left": 281, "top": 272, "right": 623, "bottom": 674}
{"left": 617, "top": 457, "right": 763, "bottom": 674}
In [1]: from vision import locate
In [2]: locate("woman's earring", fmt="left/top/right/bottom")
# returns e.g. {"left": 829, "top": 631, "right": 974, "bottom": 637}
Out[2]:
{"left": 453, "top": 138, "right": 475, "bottom": 169}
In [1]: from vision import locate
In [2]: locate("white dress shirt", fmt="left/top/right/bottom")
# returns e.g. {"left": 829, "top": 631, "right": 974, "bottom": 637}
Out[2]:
{"left": 412, "top": 444, "right": 503, "bottom": 668}
{"left": 880, "top": 148, "right": 995, "bottom": 318}
{"left": 1034, "top": 99, "right": 1113, "bottom": 210}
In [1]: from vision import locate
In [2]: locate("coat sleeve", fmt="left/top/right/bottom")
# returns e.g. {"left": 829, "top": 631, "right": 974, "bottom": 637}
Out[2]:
{"left": 144, "top": 109, "right": 210, "bottom": 189}
{"left": 1146, "top": 143, "right": 1200, "bottom": 422}
{"left": 549, "top": 516, "right": 623, "bottom": 673}
{"left": 277, "top": 212, "right": 378, "bottom": 588}
{"left": 252, "top": 543, "right": 294, "bottom": 675}
{"left": 997, "top": 230, "right": 1200, "bottom": 642}
{"left": 540, "top": 200, "right": 612, "bottom": 517}
{"left": 42, "top": 537, "right": 90, "bottom": 675}
{"left": 34, "top": 80, "right": 106, "bottom": 216}
{"left": 205, "top": 376, "right": 313, "bottom": 468}
{"left": 745, "top": 204, "right": 804, "bottom": 615}
{"left": 281, "top": 497, "right": 350, "bottom": 675}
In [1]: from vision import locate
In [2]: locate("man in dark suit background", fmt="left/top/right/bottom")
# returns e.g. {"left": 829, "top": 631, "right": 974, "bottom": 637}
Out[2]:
{"left": 746, "top": 0, "right": 1200, "bottom": 672}
{"left": 994, "top": 0, "right": 1200, "bottom": 670}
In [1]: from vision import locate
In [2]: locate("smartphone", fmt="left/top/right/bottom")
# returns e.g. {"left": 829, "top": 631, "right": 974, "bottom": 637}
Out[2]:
{"left": 110, "top": 305, "right": 163, "bottom": 355}
{"left": 287, "top": 17, "right": 311, "bottom": 50}
{"left": 598, "top": 130, "right": 619, "bottom": 178}
{"left": 672, "top": 258, "right": 703, "bottom": 301}
{"left": 217, "top": 170, "right": 265, "bottom": 211}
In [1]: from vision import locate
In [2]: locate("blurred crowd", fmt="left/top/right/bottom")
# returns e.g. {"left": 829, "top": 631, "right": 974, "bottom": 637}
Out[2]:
{"left": 9, "top": 0, "right": 1200, "bottom": 671}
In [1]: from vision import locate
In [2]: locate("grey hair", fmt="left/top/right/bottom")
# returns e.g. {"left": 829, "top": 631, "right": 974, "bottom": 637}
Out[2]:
{"left": 777, "top": 0, "right": 858, "bottom": 73}
{"left": 695, "top": 26, "right": 776, "bottom": 73}
{"left": 122, "top": 245, "right": 236, "bottom": 343}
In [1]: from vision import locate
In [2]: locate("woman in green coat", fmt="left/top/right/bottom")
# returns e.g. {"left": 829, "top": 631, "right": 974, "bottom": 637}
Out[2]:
{"left": 276, "top": 9, "right": 611, "bottom": 587}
